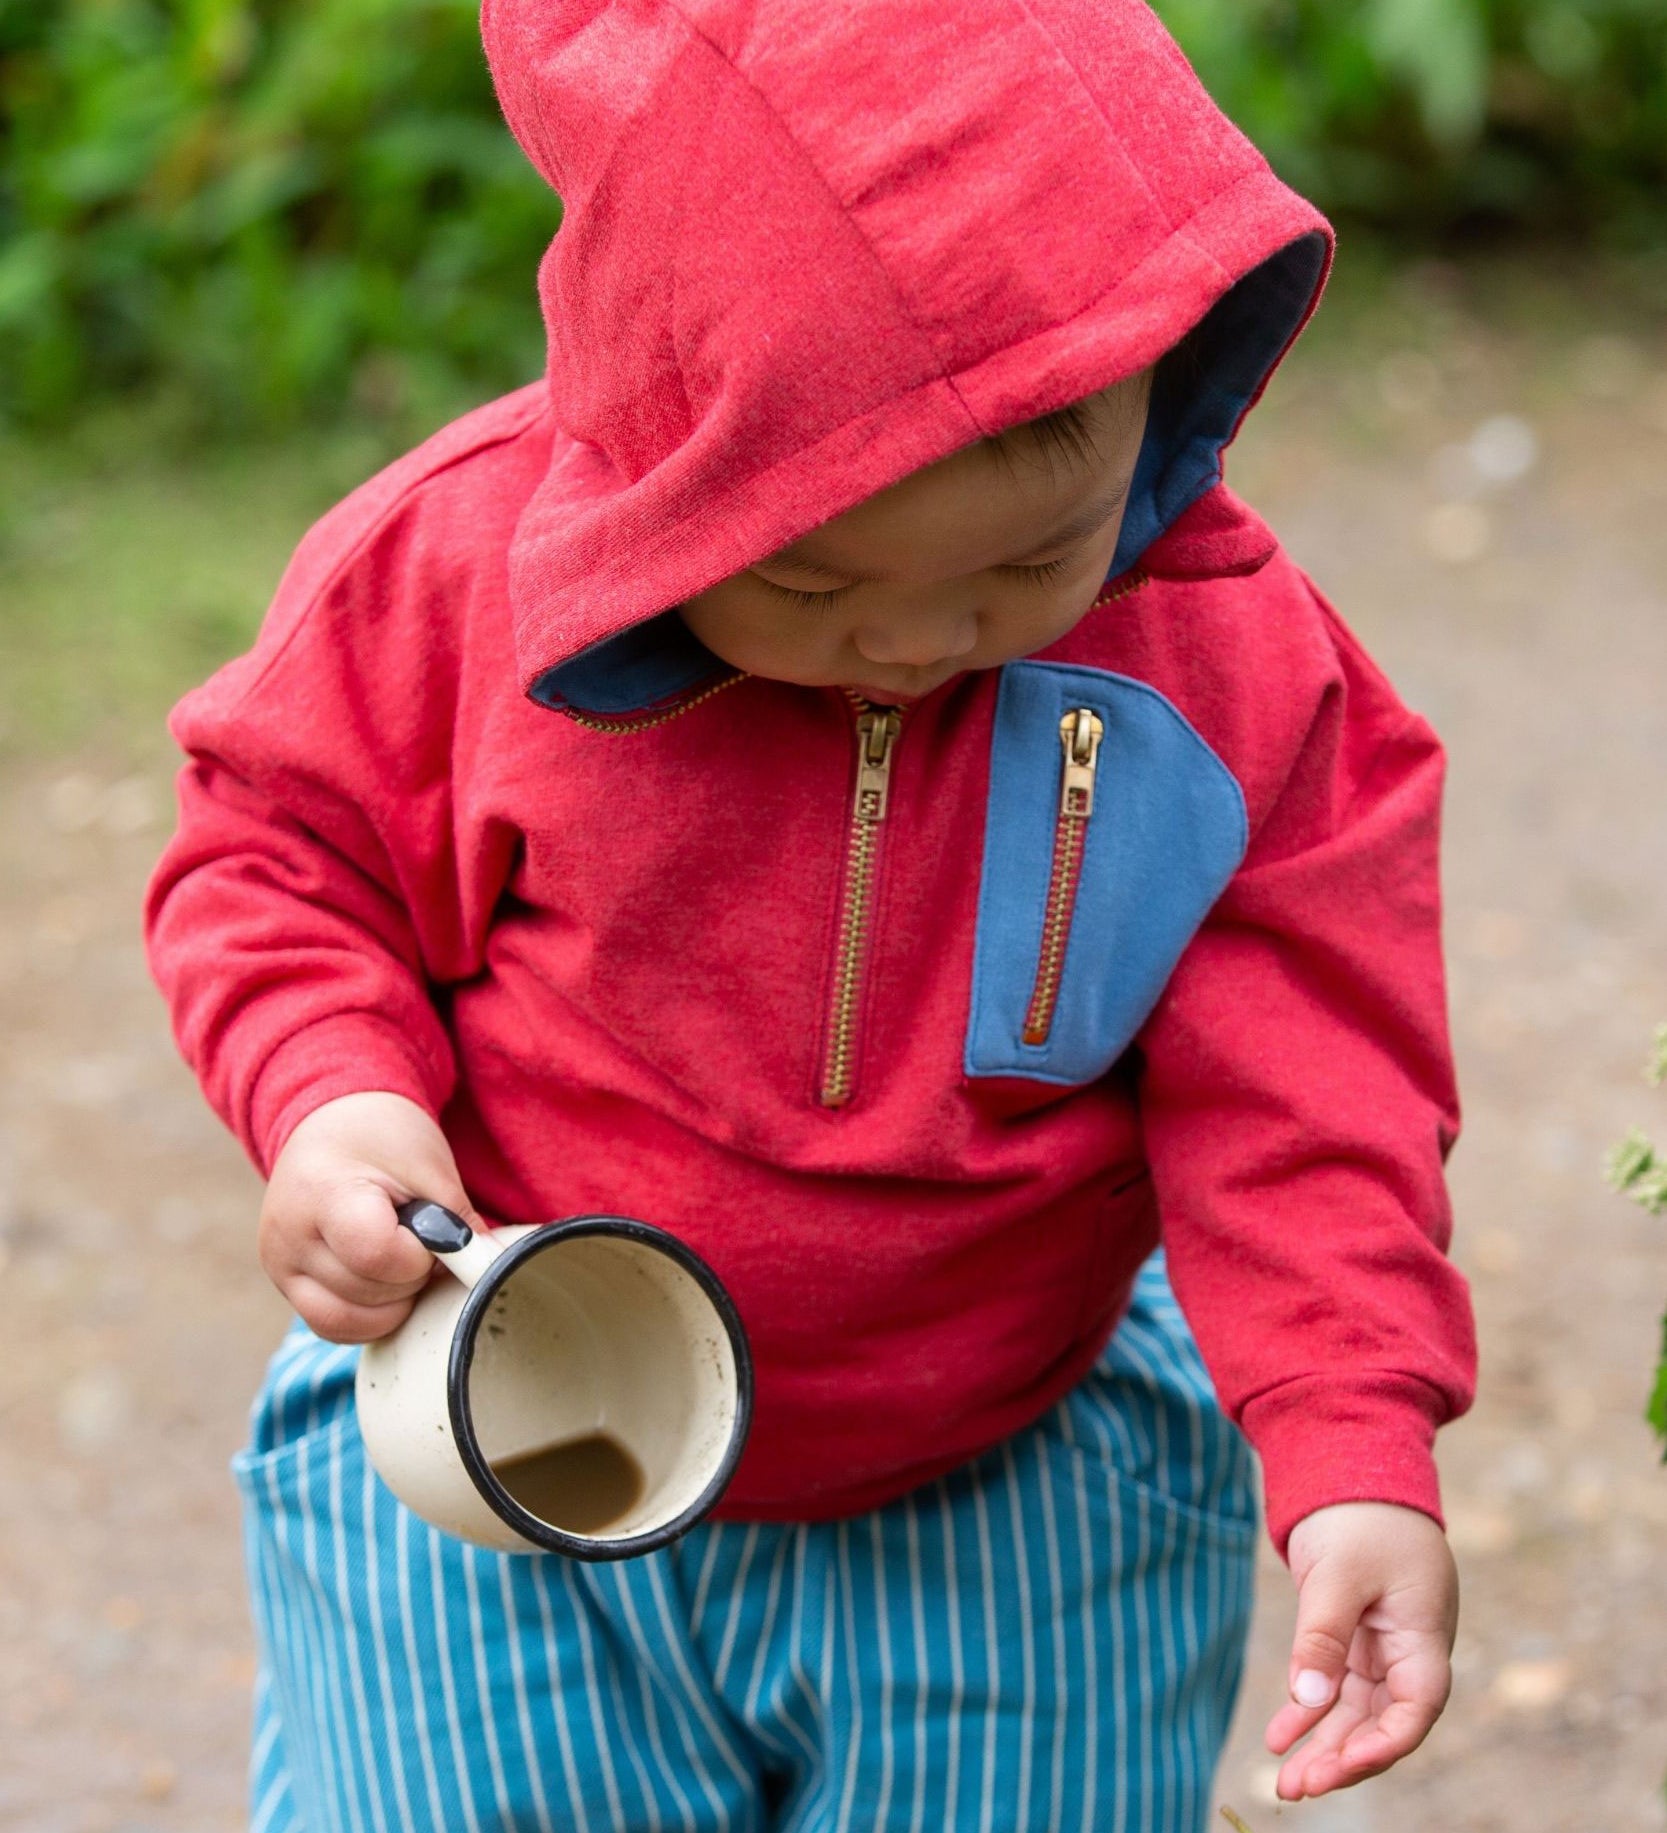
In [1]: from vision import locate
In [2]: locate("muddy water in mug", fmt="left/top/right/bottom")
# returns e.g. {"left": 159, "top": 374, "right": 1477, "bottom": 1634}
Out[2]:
{"left": 489, "top": 1433, "right": 646, "bottom": 1535}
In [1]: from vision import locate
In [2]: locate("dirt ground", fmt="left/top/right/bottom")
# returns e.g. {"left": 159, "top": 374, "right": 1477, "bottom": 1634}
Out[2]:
{"left": 3, "top": 263, "right": 1666, "bottom": 1831}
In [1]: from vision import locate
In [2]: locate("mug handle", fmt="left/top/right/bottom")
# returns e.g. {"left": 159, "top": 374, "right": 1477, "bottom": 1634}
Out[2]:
{"left": 395, "top": 1199, "right": 505, "bottom": 1291}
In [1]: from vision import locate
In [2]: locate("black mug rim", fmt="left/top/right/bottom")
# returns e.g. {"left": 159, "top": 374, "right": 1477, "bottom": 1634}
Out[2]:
{"left": 445, "top": 1215, "right": 754, "bottom": 1561}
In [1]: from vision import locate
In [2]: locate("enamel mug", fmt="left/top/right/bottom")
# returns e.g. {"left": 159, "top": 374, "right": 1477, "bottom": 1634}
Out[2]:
{"left": 355, "top": 1202, "right": 753, "bottom": 1559}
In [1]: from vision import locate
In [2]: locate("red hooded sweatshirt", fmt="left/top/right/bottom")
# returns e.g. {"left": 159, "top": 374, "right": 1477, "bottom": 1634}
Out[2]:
{"left": 145, "top": 0, "right": 1476, "bottom": 1551}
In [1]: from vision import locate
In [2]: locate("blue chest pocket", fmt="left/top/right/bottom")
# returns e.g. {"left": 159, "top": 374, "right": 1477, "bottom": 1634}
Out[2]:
{"left": 965, "top": 662, "right": 1249, "bottom": 1086}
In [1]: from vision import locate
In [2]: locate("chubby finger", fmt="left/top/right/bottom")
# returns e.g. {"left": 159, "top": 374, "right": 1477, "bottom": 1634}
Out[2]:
{"left": 298, "top": 1236, "right": 435, "bottom": 1309}
{"left": 284, "top": 1272, "right": 419, "bottom": 1345}
{"left": 1272, "top": 1679, "right": 1365, "bottom": 1795}
{"left": 1277, "top": 1679, "right": 1444, "bottom": 1799}
{"left": 1267, "top": 1622, "right": 1371, "bottom": 1754}
{"left": 1283, "top": 1560, "right": 1376, "bottom": 1721}
{"left": 1280, "top": 1723, "right": 1401, "bottom": 1799}
{"left": 1336, "top": 1694, "right": 1443, "bottom": 1774}
{"left": 317, "top": 1180, "right": 438, "bottom": 1288}
{"left": 1265, "top": 1696, "right": 1332, "bottom": 1755}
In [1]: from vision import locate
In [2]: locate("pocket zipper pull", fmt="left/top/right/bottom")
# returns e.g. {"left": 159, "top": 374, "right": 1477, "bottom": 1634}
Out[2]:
{"left": 1059, "top": 708, "right": 1104, "bottom": 816}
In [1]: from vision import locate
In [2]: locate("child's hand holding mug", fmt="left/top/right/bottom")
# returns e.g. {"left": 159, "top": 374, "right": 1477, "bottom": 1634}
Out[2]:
{"left": 1268, "top": 1500, "right": 1459, "bottom": 1799}
{"left": 259, "top": 1091, "right": 481, "bottom": 1342}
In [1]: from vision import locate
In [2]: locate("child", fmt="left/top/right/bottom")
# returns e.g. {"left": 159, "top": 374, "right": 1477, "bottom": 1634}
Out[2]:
{"left": 145, "top": 0, "right": 1477, "bottom": 1826}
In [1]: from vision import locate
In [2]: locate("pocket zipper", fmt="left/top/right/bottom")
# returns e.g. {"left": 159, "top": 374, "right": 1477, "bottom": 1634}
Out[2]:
{"left": 1021, "top": 707, "right": 1104, "bottom": 1046}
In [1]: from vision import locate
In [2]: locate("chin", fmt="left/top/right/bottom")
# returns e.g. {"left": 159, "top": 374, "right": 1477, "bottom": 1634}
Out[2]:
{"left": 841, "top": 667, "right": 977, "bottom": 704}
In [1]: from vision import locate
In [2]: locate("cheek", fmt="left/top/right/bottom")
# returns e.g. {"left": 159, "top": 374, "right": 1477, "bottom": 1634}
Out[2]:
{"left": 980, "top": 584, "right": 1098, "bottom": 657}
{"left": 680, "top": 593, "right": 849, "bottom": 675}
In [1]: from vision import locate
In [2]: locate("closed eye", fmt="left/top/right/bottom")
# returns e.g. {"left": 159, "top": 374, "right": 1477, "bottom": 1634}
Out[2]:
{"left": 759, "top": 578, "right": 856, "bottom": 609}
{"left": 1002, "top": 555, "right": 1075, "bottom": 584}
{"left": 759, "top": 551, "right": 1076, "bottom": 605}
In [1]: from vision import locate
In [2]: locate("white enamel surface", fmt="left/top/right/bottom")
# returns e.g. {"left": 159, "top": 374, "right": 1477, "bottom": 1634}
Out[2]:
{"left": 442, "top": 1225, "right": 507, "bottom": 1291}
{"left": 469, "top": 1233, "right": 740, "bottom": 1544}
{"left": 355, "top": 1223, "right": 742, "bottom": 1555}
{"left": 357, "top": 1225, "right": 545, "bottom": 1552}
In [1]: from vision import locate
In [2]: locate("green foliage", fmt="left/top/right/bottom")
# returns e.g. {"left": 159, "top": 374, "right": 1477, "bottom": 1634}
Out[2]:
{"left": 0, "top": 0, "right": 556, "bottom": 427}
{"left": 1607, "top": 1128, "right": 1667, "bottom": 1214}
{"left": 1153, "top": 0, "right": 1667, "bottom": 233}
{"left": 1604, "top": 1023, "right": 1667, "bottom": 1458}
{"left": 1651, "top": 1317, "right": 1667, "bottom": 1448}
{"left": 1, "top": 0, "right": 1663, "bottom": 430}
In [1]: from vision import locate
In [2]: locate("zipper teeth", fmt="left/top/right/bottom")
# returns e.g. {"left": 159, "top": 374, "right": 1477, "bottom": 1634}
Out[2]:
{"left": 820, "top": 691, "right": 900, "bottom": 1108}
{"left": 1021, "top": 806, "right": 1088, "bottom": 1046}
{"left": 556, "top": 670, "right": 748, "bottom": 733}
{"left": 820, "top": 807, "right": 879, "bottom": 1106}
{"left": 564, "top": 614, "right": 1133, "bottom": 1071}
{"left": 1093, "top": 570, "right": 1147, "bottom": 606}
{"left": 1023, "top": 707, "right": 1104, "bottom": 1046}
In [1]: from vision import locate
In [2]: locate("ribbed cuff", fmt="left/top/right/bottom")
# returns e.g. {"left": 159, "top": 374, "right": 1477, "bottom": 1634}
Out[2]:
{"left": 246, "top": 1012, "right": 452, "bottom": 1174}
{"left": 1241, "top": 1370, "right": 1449, "bottom": 1558}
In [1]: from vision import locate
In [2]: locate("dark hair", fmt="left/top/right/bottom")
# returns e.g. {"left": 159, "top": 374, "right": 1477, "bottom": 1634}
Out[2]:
{"left": 988, "top": 398, "right": 1103, "bottom": 469}
{"left": 984, "top": 366, "right": 1155, "bottom": 473}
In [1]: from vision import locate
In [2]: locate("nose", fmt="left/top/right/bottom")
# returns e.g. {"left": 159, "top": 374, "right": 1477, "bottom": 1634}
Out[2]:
{"left": 852, "top": 606, "right": 979, "bottom": 669}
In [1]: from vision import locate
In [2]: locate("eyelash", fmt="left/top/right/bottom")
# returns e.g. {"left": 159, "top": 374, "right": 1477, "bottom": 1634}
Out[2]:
{"left": 1004, "top": 555, "right": 1074, "bottom": 583}
{"left": 761, "top": 580, "right": 856, "bottom": 609}
{"left": 760, "top": 554, "right": 1074, "bottom": 608}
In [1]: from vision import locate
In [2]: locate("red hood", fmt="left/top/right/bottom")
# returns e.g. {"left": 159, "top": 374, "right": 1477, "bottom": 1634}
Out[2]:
{"left": 482, "top": 0, "right": 1331, "bottom": 714}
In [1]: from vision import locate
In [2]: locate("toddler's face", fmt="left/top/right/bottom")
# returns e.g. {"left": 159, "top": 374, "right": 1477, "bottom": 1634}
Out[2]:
{"left": 680, "top": 370, "right": 1151, "bottom": 704}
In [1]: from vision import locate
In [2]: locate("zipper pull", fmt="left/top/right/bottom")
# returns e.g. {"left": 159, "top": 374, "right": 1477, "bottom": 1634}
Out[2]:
{"left": 854, "top": 710, "right": 902, "bottom": 821}
{"left": 1058, "top": 708, "right": 1104, "bottom": 818}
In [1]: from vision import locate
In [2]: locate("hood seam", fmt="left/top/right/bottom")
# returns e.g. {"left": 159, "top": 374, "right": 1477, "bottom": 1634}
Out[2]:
{"left": 657, "top": 0, "right": 984, "bottom": 439}
{"left": 656, "top": 0, "right": 1261, "bottom": 448}
{"left": 1007, "top": 0, "right": 1181, "bottom": 245}
{"left": 1006, "top": 0, "right": 1270, "bottom": 316}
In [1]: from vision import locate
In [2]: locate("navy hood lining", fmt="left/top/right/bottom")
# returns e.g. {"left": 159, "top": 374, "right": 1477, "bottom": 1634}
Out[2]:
{"left": 534, "top": 233, "right": 1327, "bottom": 718}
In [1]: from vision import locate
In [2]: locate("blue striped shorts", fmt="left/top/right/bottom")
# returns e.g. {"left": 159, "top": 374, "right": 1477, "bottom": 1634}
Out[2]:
{"left": 235, "top": 1253, "right": 1257, "bottom": 1833}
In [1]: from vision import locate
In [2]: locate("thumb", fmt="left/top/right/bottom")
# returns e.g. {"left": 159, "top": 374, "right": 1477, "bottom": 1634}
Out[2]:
{"left": 396, "top": 1155, "right": 484, "bottom": 1233}
{"left": 1287, "top": 1558, "right": 1372, "bottom": 1709}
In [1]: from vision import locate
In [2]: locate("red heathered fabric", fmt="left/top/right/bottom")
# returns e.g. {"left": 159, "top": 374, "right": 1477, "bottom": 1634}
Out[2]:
{"left": 144, "top": 0, "right": 1476, "bottom": 1552}
{"left": 478, "top": 0, "right": 1330, "bottom": 690}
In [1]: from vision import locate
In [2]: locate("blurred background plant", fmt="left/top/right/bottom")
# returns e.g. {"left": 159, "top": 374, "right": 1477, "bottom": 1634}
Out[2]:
{"left": 0, "top": 0, "right": 1663, "bottom": 434}
{"left": 0, "top": 0, "right": 557, "bottom": 432}
{"left": 1163, "top": 0, "right": 1667, "bottom": 239}
{"left": 1605, "top": 1024, "right": 1667, "bottom": 1459}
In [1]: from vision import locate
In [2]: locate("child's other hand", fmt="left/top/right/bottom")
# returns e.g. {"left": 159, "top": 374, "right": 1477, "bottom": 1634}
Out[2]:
{"left": 260, "top": 1091, "right": 482, "bottom": 1343}
{"left": 1266, "top": 1500, "right": 1458, "bottom": 1801}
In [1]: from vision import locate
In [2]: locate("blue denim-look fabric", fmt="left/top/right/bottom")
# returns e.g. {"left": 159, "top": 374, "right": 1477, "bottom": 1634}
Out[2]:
{"left": 236, "top": 1254, "right": 1256, "bottom": 1833}
{"left": 964, "top": 660, "right": 1247, "bottom": 1087}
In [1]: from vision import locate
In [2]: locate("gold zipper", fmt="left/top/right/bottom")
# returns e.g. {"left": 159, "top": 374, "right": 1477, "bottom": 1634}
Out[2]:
{"left": 1021, "top": 706, "right": 1104, "bottom": 1046}
{"left": 819, "top": 693, "right": 903, "bottom": 1107}
{"left": 556, "top": 669, "right": 748, "bottom": 733}
{"left": 1093, "top": 569, "right": 1147, "bottom": 607}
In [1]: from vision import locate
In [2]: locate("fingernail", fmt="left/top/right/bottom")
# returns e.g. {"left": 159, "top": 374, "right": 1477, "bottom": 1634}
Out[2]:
{"left": 1293, "top": 1669, "right": 1333, "bottom": 1708}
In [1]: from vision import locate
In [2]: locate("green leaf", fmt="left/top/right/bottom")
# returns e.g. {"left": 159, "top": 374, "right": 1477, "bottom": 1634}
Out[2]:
{"left": 1647, "top": 1021, "right": 1667, "bottom": 1087}
{"left": 1649, "top": 1311, "right": 1667, "bottom": 1452}
{"left": 1603, "top": 1127, "right": 1667, "bottom": 1207}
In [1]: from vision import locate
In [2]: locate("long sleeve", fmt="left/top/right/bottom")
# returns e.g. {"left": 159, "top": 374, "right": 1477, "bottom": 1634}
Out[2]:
{"left": 1136, "top": 587, "right": 1476, "bottom": 1555}
{"left": 147, "top": 753, "right": 458, "bottom": 1174}
{"left": 143, "top": 461, "right": 521, "bottom": 1176}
